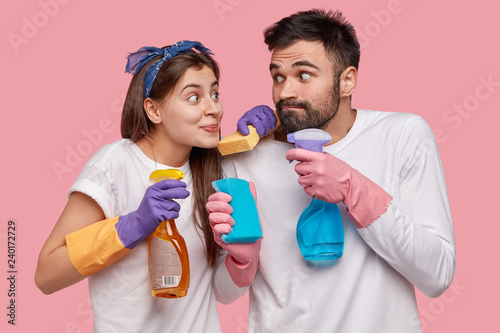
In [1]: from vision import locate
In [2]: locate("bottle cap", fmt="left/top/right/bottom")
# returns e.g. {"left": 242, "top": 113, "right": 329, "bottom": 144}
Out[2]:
{"left": 149, "top": 169, "right": 185, "bottom": 183}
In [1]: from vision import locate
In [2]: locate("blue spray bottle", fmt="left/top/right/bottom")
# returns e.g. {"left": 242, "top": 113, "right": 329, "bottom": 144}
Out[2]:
{"left": 287, "top": 129, "right": 344, "bottom": 261}
{"left": 212, "top": 178, "right": 263, "bottom": 243}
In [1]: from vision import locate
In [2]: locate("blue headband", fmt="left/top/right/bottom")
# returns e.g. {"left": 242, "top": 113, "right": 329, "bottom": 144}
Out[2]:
{"left": 125, "top": 40, "right": 213, "bottom": 100}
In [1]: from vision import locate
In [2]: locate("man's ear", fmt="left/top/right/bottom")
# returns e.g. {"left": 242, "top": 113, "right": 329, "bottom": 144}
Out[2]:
{"left": 339, "top": 66, "right": 358, "bottom": 98}
{"left": 143, "top": 98, "right": 162, "bottom": 124}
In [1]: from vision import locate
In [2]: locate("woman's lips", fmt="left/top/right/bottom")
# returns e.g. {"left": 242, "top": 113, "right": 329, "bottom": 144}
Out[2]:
{"left": 201, "top": 124, "right": 219, "bottom": 133}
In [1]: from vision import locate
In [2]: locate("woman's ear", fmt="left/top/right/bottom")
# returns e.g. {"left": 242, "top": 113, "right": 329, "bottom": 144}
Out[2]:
{"left": 143, "top": 98, "right": 162, "bottom": 124}
{"left": 339, "top": 66, "right": 358, "bottom": 98}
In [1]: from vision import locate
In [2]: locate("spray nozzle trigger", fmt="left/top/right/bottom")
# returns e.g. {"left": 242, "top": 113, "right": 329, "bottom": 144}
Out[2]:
{"left": 287, "top": 128, "right": 332, "bottom": 153}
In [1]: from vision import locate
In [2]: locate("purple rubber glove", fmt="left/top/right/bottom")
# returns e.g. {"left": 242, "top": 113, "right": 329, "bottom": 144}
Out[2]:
{"left": 115, "top": 179, "right": 190, "bottom": 249}
{"left": 237, "top": 105, "right": 277, "bottom": 137}
{"left": 286, "top": 149, "right": 393, "bottom": 229}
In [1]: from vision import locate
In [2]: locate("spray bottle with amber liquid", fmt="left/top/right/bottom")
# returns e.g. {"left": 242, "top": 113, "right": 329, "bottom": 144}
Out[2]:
{"left": 148, "top": 169, "right": 190, "bottom": 298}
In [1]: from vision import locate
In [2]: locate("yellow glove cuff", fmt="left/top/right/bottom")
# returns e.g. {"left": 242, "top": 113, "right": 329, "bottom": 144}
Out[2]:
{"left": 66, "top": 217, "right": 131, "bottom": 277}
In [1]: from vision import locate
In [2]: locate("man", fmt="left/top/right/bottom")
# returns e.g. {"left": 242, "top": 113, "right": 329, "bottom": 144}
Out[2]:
{"left": 209, "top": 9, "right": 455, "bottom": 332}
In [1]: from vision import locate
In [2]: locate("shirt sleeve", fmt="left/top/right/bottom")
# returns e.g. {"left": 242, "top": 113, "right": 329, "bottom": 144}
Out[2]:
{"left": 357, "top": 115, "right": 456, "bottom": 298}
{"left": 68, "top": 164, "right": 117, "bottom": 218}
{"left": 212, "top": 250, "right": 249, "bottom": 304}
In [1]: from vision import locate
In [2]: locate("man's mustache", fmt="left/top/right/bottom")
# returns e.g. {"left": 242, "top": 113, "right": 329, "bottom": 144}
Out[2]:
{"left": 276, "top": 99, "right": 310, "bottom": 110}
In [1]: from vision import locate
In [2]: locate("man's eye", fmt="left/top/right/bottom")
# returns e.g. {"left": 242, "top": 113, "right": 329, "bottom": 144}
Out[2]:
{"left": 300, "top": 72, "right": 312, "bottom": 80}
{"left": 188, "top": 95, "right": 199, "bottom": 102}
{"left": 274, "top": 75, "right": 284, "bottom": 83}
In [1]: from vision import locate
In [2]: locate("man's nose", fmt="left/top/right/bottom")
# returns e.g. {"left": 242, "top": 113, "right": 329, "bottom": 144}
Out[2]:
{"left": 278, "top": 79, "right": 299, "bottom": 101}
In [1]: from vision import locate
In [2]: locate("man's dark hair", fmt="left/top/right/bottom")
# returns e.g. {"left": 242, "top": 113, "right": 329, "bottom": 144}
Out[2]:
{"left": 264, "top": 9, "right": 360, "bottom": 75}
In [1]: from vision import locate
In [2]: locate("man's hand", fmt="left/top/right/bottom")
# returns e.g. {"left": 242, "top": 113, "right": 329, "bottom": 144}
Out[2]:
{"left": 237, "top": 105, "right": 277, "bottom": 137}
{"left": 286, "top": 148, "right": 393, "bottom": 228}
{"left": 206, "top": 183, "right": 262, "bottom": 287}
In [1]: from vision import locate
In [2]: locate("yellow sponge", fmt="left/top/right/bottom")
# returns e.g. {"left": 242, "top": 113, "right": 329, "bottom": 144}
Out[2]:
{"left": 217, "top": 110, "right": 280, "bottom": 156}
{"left": 217, "top": 125, "right": 261, "bottom": 156}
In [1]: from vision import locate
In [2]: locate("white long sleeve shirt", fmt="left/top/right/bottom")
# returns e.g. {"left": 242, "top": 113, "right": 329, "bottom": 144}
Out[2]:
{"left": 222, "top": 110, "right": 455, "bottom": 332}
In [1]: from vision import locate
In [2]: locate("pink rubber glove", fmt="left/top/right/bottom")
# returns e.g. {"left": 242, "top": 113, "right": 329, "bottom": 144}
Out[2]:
{"left": 286, "top": 148, "right": 393, "bottom": 228}
{"left": 206, "top": 182, "right": 261, "bottom": 287}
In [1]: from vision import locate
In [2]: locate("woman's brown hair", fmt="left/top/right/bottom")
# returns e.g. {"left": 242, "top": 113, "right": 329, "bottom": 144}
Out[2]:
{"left": 121, "top": 50, "right": 222, "bottom": 267}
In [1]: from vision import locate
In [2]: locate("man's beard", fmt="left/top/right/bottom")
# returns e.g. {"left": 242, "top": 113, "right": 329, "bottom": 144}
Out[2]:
{"left": 276, "top": 85, "right": 340, "bottom": 134}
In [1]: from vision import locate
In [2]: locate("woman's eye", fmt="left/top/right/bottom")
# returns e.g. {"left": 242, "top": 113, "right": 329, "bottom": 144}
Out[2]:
{"left": 300, "top": 72, "right": 312, "bottom": 80}
{"left": 211, "top": 92, "right": 219, "bottom": 100}
{"left": 188, "top": 95, "right": 199, "bottom": 102}
{"left": 274, "top": 75, "right": 284, "bottom": 83}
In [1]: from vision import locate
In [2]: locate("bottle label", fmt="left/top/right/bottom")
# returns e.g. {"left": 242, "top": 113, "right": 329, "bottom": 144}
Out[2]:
{"left": 150, "top": 236, "right": 182, "bottom": 290}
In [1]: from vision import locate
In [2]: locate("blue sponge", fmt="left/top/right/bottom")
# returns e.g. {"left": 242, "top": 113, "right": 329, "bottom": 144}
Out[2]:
{"left": 212, "top": 178, "right": 263, "bottom": 243}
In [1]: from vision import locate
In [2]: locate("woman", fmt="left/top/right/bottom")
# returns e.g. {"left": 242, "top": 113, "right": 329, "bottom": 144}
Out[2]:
{"left": 35, "top": 41, "right": 249, "bottom": 332}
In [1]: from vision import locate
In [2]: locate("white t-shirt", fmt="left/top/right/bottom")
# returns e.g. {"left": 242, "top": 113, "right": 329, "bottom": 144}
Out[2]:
{"left": 222, "top": 110, "right": 456, "bottom": 333}
{"left": 69, "top": 139, "right": 228, "bottom": 333}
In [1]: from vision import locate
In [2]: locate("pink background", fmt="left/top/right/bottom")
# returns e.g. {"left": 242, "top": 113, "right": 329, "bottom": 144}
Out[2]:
{"left": 1, "top": 0, "right": 499, "bottom": 332}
